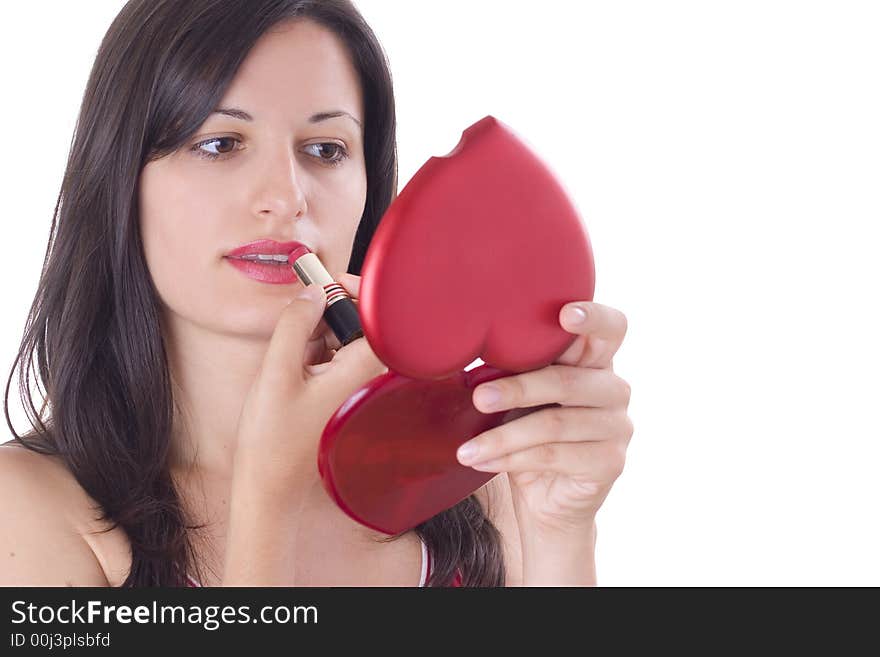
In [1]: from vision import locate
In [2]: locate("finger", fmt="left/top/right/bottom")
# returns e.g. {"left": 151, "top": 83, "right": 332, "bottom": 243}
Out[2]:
{"left": 308, "top": 333, "right": 389, "bottom": 403}
{"left": 472, "top": 366, "right": 630, "bottom": 413}
{"left": 304, "top": 333, "right": 332, "bottom": 367}
{"left": 553, "top": 335, "right": 609, "bottom": 370}
{"left": 468, "top": 440, "right": 627, "bottom": 482}
{"left": 559, "top": 301, "right": 628, "bottom": 340}
{"left": 557, "top": 302, "right": 628, "bottom": 368}
{"left": 332, "top": 272, "right": 361, "bottom": 298}
{"left": 305, "top": 359, "right": 334, "bottom": 376}
{"left": 259, "top": 283, "right": 327, "bottom": 390}
{"left": 456, "top": 406, "right": 631, "bottom": 466}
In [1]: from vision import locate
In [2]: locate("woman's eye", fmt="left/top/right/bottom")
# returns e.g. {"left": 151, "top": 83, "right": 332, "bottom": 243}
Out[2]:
{"left": 303, "top": 142, "right": 349, "bottom": 167}
{"left": 191, "top": 136, "right": 240, "bottom": 160}
{"left": 190, "top": 138, "right": 348, "bottom": 167}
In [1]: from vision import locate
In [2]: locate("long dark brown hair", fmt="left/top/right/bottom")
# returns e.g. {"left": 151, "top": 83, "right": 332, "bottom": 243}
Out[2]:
{"left": 3, "top": 0, "right": 504, "bottom": 587}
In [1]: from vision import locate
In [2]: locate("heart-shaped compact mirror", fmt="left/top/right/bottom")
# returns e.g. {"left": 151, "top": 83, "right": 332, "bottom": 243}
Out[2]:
{"left": 317, "top": 116, "right": 595, "bottom": 534}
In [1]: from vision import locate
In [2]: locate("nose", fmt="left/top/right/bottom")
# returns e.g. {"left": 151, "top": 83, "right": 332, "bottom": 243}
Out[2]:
{"left": 251, "top": 145, "right": 308, "bottom": 221}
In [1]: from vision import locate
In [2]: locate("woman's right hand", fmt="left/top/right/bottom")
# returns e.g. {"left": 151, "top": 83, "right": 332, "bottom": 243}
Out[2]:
{"left": 230, "top": 275, "right": 387, "bottom": 504}
{"left": 223, "top": 275, "right": 387, "bottom": 585}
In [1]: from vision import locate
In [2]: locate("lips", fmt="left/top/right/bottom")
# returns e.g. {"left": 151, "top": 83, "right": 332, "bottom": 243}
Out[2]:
{"left": 226, "top": 258, "right": 300, "bottom": 284}
{"left": 224, "top": 239, "right": 309, "bottom": 285}
{"left": 225, "top": 239, "right": 309, "bottom": 258}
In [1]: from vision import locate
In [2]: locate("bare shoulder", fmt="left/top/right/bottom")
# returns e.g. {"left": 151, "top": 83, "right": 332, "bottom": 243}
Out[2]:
{"left": 473, "top": 472, "right": 523, "bottom": 586}
{"left": 0, "top": 442, "right": 128, "bottom": 586}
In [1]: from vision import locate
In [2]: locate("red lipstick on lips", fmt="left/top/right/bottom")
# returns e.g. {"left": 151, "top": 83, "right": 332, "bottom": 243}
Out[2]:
{"left": 224, "top": 239, "right": 307, "bottom": 285}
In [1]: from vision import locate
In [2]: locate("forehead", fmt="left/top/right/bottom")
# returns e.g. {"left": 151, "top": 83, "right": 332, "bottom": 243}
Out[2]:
{"left": 218, "top": 18, "right": 363, "bottom": 121}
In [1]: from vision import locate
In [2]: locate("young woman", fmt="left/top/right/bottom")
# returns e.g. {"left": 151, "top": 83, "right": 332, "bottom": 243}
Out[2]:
{"left": 1, "top": 0, "right": 632, "bottom": 587}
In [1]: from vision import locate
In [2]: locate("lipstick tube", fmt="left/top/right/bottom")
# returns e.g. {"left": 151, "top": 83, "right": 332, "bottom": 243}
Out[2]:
{"left": 289, "top": 249, "right": 364, "bottom": 346}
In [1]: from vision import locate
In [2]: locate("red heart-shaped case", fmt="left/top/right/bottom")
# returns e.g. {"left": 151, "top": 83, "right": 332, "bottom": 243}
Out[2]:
{"left": 317, "top": 116, "right": 595, "bottom": 534}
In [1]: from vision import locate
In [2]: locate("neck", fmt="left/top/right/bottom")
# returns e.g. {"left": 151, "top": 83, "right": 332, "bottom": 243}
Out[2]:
{"left": 164, "top": 313, "right": 269, "bottom": 477}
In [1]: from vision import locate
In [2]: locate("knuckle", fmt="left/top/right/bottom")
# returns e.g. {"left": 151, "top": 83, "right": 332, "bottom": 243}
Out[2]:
{"left": 618, "top": 310, "right": 629, "bottom": 337}
{"left": 618, "top": 377, "right": 632, "bottom": 405}
{"left": 547, "top": 407, "right": 567, "bottom": 436}
{"left": 506, "top": 376, "right": 525, "bottom": 406}
{"left": 554, "top": 366, "right": 580, "bottom": 403}
{"left": 555, "top": 365, "right": 577, "bottom": 390}
{"left": 611, "top": 441, "right": 628, "bottom": 478}
{"left": 607, "top": 449, "right": 626, "bottom": 481}
{"left": 616, "top": 414, "right": 634, "bottom": 445}
{"left": 535, "top": 442, "right": 557, "bottom": 468}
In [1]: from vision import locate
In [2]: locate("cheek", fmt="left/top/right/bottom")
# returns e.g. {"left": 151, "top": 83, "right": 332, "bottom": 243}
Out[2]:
{"left": 138, "top": 163, "right": 251, "bottom": 331}
{"left": 140, "top": 164, "right": 203, "bottom": 294}
{"left": 310, "top": 167, "right": 368, "bottom": 275}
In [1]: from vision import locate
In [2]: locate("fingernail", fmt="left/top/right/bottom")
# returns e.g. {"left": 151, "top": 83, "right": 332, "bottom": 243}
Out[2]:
{"left": 457, "top": 441, "right": 479, "bottom": 464}
{"left": 475, "top": 385, "right": 501, "bottom": 409}
{"left": 563, "top": 306, "right": 587, "bottom": 326}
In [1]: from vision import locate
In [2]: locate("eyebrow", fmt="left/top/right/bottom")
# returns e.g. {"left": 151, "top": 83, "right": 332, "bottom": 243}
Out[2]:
{"left": 212, "top": 107, "right": 362, "bottom": 128}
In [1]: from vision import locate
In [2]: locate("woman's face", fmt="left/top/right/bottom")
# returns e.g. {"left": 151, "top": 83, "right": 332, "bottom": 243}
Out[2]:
{"left": 139, "top": 19, "right": 366, "bottom": 341}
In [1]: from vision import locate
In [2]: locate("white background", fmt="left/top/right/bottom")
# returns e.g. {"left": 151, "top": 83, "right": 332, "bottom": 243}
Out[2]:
{"left": 1, "top": 1, "right": 878, "bottom": 585}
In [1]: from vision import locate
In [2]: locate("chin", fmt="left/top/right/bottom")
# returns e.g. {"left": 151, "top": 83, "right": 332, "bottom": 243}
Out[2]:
{"left": 215, "top": 302, "right": 289, "bottom": 340}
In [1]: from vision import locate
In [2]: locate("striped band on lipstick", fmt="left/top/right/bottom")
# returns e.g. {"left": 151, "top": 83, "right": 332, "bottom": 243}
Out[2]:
{"left": 288, "top": 246, "right": 364, "bottom": 346}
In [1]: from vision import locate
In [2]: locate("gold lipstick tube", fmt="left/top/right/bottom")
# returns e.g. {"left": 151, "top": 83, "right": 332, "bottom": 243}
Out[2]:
{"left": 291, "top": 252, "right": 364, "bottom": 346}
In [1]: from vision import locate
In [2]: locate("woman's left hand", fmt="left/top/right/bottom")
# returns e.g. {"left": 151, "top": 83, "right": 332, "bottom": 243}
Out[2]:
{"left": 456, "top": 301, "right": 633, "bottom": 537}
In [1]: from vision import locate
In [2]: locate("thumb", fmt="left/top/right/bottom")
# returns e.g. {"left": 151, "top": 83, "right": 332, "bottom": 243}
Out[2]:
{"left": 259, "top": 283, "right": 327, "bottom": 389}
